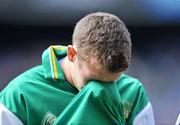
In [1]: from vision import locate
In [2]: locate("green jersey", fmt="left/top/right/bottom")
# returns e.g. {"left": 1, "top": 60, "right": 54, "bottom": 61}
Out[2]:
{"left": 0, "top": 45, "right": 155, "bottom": 125}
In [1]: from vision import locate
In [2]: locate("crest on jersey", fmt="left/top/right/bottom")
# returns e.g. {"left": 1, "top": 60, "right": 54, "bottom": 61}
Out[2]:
{"left": 42, "top": 112, "right": 57, "bottom": 125}
{"left": 122, "top": 100, "right": 133, "bottom": 119}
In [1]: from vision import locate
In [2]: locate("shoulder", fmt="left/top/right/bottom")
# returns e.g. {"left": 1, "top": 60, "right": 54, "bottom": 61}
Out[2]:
{"left": 0, "top": 65, "right": 45, "bottom": 101}
{"left": 117, "top": 74, "right": 142, "bottom": 87}
{"left": 6, "top": 65, "right": 43, "bottom": 87}
{"left": 116, "top": 73, "right": 149, "bottom": 106}
{"left": 117, "top": 75, "right": 155, "bottom": 125}
{"left": 116, "top": 74, "right": 150, "bottom": 122}
{"left": 0, "top": 65, "right": 44, "bottom": 121}
{"left": 116, "top": 74, "right": 147, "bottom": 97}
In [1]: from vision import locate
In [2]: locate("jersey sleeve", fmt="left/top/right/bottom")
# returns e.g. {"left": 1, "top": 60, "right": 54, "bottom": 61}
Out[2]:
{"left": 126, "top": 80, "right": 155, "bottom": 125}
{"left": 133, "top": 102, "right": 155, "bottom": 125}
{"left": 0, "top": 76, "right": 28, "bottom": 124}
{"left": 0, "top": 103, "right": 23, "bottom": 125}
{"left": 116, "top": 74, "right": 155, "bottom": 125}
{"left": 175, "top": 113, "right": 180, "bottom": 125}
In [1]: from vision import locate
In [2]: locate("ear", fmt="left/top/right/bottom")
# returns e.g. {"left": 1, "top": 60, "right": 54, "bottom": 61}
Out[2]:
{"left": 67, "top": 45, "right": 77, "bottom": 62}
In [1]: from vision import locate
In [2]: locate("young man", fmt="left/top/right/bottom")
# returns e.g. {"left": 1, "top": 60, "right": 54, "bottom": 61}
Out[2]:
{"left": 0, "top": 12, "right": 155, "bottom": 125}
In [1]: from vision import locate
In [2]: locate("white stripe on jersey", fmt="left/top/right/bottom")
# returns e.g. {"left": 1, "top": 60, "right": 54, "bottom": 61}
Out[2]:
{"left": 175, "top": 113, "right": 180, "bottom": 125}
{"left": 133, "top": 102, "right": 155, "bottom": 125}
{"left": 0, "top": 103, "right": 23, "bottom": 125}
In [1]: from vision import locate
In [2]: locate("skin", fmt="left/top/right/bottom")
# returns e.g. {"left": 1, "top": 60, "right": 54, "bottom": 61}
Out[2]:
{"left": 60, "top": 45, "right": 122, "bottom": 91}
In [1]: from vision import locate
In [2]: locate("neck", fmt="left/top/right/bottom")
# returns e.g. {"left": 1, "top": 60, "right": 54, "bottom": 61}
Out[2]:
{"left": 60, "top": 57, "right": 73, "bottom": 85}
{"left": 60, "top": 57, "right": 80, "bottom": 91}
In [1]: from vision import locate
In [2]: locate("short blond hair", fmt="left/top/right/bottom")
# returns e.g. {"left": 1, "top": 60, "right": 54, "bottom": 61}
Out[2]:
{"left": 73, "top": 12, "right": 131, "bottom": 72}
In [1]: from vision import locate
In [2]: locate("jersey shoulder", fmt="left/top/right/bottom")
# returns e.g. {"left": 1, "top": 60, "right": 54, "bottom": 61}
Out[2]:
{"left": 116, "top": 74, "right": 149, "bottom": 122}
{"left": 0, "top": 65, "right": 44, "bottom": 123}
{"left": 116, "top": 74, "right": 148, "bottom": 99}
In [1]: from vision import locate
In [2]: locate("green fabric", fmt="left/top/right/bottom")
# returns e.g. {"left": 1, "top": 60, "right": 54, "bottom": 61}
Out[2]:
{"left": 0, "top": 45, "right": 149, "bottom": 125}
{"left": 116, "top": 76, "right": 149, "bottom": 125}
{"left": 42, "top": 45, "right": 67, "bottom": 80}
{"left": 53, "top": 81, "right": 125, "bottom": 125}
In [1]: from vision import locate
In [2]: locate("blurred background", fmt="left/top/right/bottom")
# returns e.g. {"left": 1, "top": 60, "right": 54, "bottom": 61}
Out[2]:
{"left": 0, "top": 0, "right": 180, "bottom": 124}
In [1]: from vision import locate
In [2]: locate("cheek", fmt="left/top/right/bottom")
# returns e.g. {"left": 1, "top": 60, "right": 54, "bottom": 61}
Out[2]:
{"left": 76, "top": 60, "right": 100, "bottom": 81}
{"left": 81, "top": 66, "right": 94, "bottom": 81}
{"left": 76, "top": 62, "right": 89, "bottom": 79}
{"left": 81, "top": 67, "right": 91, "bottom": 79}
